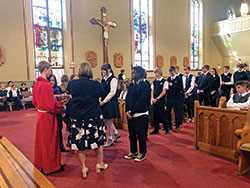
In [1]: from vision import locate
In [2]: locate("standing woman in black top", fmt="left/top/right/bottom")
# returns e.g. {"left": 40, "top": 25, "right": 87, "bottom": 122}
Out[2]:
{"left": 210, "top": 68, "right": 220, "bottom": 107}
{"left": 124, "top": 66, "right": 151, "bottom": 162}
{"left": 99, "top": 64, "right": 121, "bottom": 147}
{"left": 67, "top": 62, "right": 108, "bottom": 178}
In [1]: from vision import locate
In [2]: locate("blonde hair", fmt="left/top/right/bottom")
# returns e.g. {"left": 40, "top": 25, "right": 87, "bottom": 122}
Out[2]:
{"left": 60, "top": 74, "right": 69, "bottom": 92}
{"left": 37, "top": 61, "right": 51, "bottom": 73}
{"left": 78, "top": 62, "right": 93, "bottom": 79}
{"left": 154, "top": 68, "right": 163, "bottom": 76}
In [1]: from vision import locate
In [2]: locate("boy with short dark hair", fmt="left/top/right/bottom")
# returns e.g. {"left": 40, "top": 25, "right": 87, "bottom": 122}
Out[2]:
{"left": 227, "top": 81, "right": 250, "bottom": 110}
{"left": 220, "top": 66, "right": 233, "bottom": 101}
{"left": 20, "top": 82, "right": 28, "bottom": 93}
{"left": 183, "top": 66, "right": 196, "bottom": 122}
{"left": 197, "top": 65, "right": 213, "bottom": 106}
{"left": 233, "top": 64, "right": 248, "bottom": 93}
{"left": 165, "top": 66, "right": 184, "bottom": 133}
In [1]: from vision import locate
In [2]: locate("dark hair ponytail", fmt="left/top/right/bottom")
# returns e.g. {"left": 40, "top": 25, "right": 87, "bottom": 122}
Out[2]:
{"left": 101, "top": 64, "right": 114, "bottom": 75}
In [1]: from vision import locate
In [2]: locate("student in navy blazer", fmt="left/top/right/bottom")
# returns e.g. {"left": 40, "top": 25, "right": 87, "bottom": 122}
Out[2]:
{"left": 196, "top": 65, "right": 213, "bottom": 106}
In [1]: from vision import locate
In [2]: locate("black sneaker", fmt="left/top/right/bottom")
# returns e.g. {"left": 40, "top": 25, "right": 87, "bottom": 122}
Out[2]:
{"left": 174, "top": 127, "right": 180, "bottom": 133}
{"left": 124, "top": 153, "right": 138, "bottom": 160}
{"left": 164, "top": 129, "right": 169, "bottom": 135}
{"left": 150, "top": 130, "right": 159, "bottom": 135}
{"left": 134, "top": 154, "right": 146, "bottom": 162}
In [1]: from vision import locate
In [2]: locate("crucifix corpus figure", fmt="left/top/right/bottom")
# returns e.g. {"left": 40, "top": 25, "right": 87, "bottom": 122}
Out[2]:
{"left": 90, "top": 7, "right": 117, "bottom": 64}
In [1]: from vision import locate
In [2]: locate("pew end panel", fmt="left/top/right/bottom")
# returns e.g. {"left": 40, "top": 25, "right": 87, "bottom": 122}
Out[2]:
{"left": 194, "top": 100, "right": 248, "bottom": 161}
{"left": 235, "top": 108, "right": 250, "bottom": 175}
{"left": 218, "top": 96, "right": 227, "bottom": 108}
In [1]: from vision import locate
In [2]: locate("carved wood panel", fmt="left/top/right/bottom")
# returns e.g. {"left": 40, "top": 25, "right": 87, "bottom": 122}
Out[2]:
{"left": 86, "top": 50, "right": 98, "bottom": 67}
{"left": 156, "top": 55, "right": 164, "bottom": 68}
{"left": 170, "top": 56, "right": 177, "bottom": 67}
{"left": 183, "top": 56, "right": 189, "bottom": 67}
{"left": 0, "top": 46, "right": 4, "bottom": 66}
{"left": 195, "top": 104, "right": 248, "bottom": 161}
{"left": 114, "top": 52, "right": 123, "bottom": 68}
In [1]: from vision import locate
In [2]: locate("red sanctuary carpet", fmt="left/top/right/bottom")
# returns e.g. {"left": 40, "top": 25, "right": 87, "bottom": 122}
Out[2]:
{"left": 0, "top": 109, "right": 250, "bottom": 188}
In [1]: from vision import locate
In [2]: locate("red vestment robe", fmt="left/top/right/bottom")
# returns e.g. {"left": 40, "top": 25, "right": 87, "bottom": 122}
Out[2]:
{"left": 33, "top": 76, "right": 63, "bottom": 174}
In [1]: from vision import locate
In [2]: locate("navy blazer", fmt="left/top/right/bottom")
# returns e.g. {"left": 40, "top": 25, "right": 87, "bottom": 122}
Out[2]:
{"left": 197, "top": 72, "right": 213, "bottom": 92}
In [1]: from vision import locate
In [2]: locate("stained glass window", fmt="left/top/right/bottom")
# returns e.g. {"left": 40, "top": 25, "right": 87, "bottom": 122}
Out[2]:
{"left": 133, "top": 0, "right": 154, "bottom": 70}
{"left": 32, "top": 0, "right": 64, "bottom": 68}
{"left": 190, "top": 0, "right": 203, "bottom": 70}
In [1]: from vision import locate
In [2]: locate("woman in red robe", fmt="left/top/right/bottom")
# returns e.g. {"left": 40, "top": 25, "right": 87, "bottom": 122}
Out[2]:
{"left": 32, "top": 61, "right": 64, "bottom": 174}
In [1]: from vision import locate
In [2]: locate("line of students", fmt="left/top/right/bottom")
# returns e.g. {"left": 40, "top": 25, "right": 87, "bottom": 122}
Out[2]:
{"left": 150, "top": 63, "right": 250, "bottom": 136}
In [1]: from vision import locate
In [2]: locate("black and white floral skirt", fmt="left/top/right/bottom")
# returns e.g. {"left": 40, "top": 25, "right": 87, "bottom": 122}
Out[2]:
{"left": 70, "top": 115, "right": 106, "bottom": 151}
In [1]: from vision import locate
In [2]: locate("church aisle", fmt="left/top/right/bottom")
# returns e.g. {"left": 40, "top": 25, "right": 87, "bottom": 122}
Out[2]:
{"left": 0, "top": 109, "right": 250, "bottom": 188}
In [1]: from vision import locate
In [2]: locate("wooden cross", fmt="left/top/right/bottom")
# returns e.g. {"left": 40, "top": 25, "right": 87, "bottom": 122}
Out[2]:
{"left": 90, "top": 7, "right": 117, "bottom": 64}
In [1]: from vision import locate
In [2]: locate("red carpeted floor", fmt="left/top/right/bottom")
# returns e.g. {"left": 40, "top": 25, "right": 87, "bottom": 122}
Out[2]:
{"left": 0, "top": 109, "right": 250, "bottom": 188}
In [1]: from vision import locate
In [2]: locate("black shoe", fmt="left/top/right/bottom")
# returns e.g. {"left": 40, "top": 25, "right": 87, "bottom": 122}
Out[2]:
{"left": 150, "top": 130, "right": 159, "bottom": 135}
{"left": 65, "top": 142, "right": 71, "bottom": 147}
{"left": 164, "top": 129, "right": 169, "bottom": 135}
{"left": 61, "top": 147, "right": 70, "bottom": 152}
{"left": 134, "top": 154, "right": 146, "bottom": 162}
{"left": 124, "top": 152, "right": 138, "bottom": 160}
{"left": 174, "top": 127, "right": 180, "bottom": 133}
{"left": 44, "top": 166, "right": 65, "bottom": 175}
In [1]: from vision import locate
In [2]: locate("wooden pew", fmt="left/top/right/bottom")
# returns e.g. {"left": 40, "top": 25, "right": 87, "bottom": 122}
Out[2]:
{"left": 218, "top": 96, "right": 227, "bottom": 108}
{"left": 113, "top": 99, "right": 128, "bottom": 130}
{"left": 235, "top": 111, "right": 250, "bottom": 175}
{"left": 193, "top": 100, "right": 248, "bottom": 161}
{"left": 0, "top": 136, "right": 55, "bottom": 188}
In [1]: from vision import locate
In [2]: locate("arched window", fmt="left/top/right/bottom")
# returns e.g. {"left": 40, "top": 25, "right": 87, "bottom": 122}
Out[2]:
{"left": 32, "top": 0, "right": 64, "bottom": 70}
{"left": 190, "top": 0, "right": 203, "bottom": 70}
{"left": 132, "top": 0, "right": 154, "bottom": 70}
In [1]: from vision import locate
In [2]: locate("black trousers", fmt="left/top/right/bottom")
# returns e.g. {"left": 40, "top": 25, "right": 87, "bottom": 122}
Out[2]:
{"left": 166, "top": 98, "right": 182, "bottom": 128}
{"left": 198, "top": 92, "right": 210, "bottom": 106}
{"left": 128, "top": 115, "right": 147, "bottom": 155}
{"left": 185, "top": 94, "right": 195, "bottom": 118}
{"left": 57, "top": 114, "right": 64, "bottom": 148}
{"left": 153, "top": 101, "right": 168, "bottom": 131}
{"left": 221, "top": 88, "right": 231, "bottom": 101}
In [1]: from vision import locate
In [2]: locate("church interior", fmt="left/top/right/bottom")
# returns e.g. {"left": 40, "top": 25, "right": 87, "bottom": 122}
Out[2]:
{"left": 1, "top": 0, "right": 250, "bottom": 187}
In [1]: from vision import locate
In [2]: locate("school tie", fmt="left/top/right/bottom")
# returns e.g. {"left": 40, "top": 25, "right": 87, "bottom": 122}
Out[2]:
{"left": 185, "top": 76, "right": 189, "bottom": 92}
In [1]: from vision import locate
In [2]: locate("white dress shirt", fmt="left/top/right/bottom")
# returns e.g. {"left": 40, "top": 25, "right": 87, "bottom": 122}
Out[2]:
{"left": 103, "top": 73, "right": 118, "bottom": 104}
{"left": 151, "top": 77, "right": 168, "bottom": 91}
{"left": 220, "top": 72, "right": 234, "bottom": 85}
{"left": 183, "top": 74, "right": 196, "bottom": 95}
{"left": 227, "top": 92, "right": 250, "bottom": 110}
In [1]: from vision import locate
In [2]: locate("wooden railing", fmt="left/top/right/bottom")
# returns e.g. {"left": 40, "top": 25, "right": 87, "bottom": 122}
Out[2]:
{"left": 193, "top": 100, "right": 249, "bottom": 161}
{"left": 0, "top": 136, "right": 55, "bottom": 188}
{"left": 211, "top": 15, "right": 250, "bottom": 36}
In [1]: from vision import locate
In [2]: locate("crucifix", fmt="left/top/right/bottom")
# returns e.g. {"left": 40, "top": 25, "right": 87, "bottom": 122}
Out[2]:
{"left": 90, "top": 7, "right": 117, "bottom": 64}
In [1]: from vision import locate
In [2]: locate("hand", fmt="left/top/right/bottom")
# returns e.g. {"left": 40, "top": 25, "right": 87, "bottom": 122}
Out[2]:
{"left": 126, "top": 112, "right": 133, "bottom": 119}
{"left": 168, "top": 83, "right": 173, "bottom": 86}
{"left": 222, "top": 81, "right": 225, "bottom": 85}
{"left": 100, "top": 101, "right": 105, "bottom": 106}
{"left": 211, "top": 91, "right": 215, "bottom": 95}
{"left": 61, "top": 98, "right": 69, "bottom": 105}
{"left": 152, "top": 99, "right": 157, "bottom": 104}
{"left": 197, "top": 90, "right": 201, "bottom": 94}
